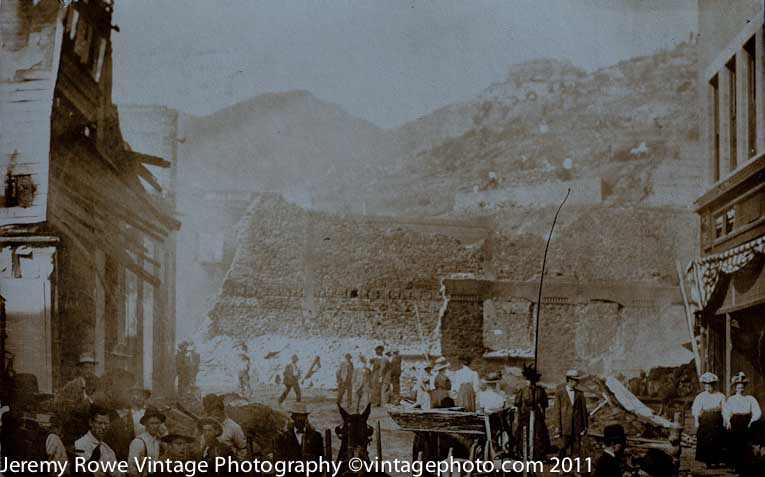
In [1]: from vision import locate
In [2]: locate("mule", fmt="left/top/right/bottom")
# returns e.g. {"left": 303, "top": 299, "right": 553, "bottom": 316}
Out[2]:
{"left": 335, "top": 403, "right": 389, "bottom": 477}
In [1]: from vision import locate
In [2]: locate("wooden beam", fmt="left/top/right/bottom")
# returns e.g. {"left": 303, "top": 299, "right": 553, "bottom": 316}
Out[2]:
{"left": 675, "top": 260, "right": 702, "bottom": 379}
{"left": 136, "top": 163, "right": 162, "bottom": 193}
{"left": 755, "top": 27, "right": 764, "bottom": 154}
{"left": 725, "top": 314, "right": 732, "bottom": 397}
{"left": 131, "top": 151, "right": 171, "bottom": 168}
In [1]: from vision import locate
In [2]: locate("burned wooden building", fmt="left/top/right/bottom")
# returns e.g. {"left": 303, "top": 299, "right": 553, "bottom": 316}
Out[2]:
{"left": 1, "top": 0, "right": 179, "bottom": 395}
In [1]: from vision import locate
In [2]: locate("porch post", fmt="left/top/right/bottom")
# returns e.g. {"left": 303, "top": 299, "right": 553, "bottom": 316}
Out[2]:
{"left": 725, "top": 314, "right": 732, "bottom": 397}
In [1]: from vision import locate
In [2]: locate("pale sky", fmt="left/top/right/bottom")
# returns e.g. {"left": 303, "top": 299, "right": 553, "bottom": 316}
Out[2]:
{"left": 112, "top": 0, "right": 697, "bottom": 128}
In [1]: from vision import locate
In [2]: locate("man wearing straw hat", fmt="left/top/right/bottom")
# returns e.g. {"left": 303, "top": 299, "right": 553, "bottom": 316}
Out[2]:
{"left": 274, "top": 402, "right": 324, "bottom": 476}
{"left": 60, "top": 353, "right": 99, "bottom": 407}
{"left": 476, "top": 371, "right": 506, "bottom": 413}
{"left": 554, "top": 369, "right": 588, "bottom": 458}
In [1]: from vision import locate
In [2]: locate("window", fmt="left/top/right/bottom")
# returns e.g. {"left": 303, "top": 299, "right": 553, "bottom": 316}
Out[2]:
{"left": 65, "top": 8, "right": 79, "bottom": 40}
{"left": 711, "top": 75, "right": 720, "bottom": 182}
{"left": 92, "top": 38, "right": 106, "bottom": 82}
{"left": 73, "top": 15, "right": 93, "bottom": 65}
{"left": 124, "top": 270, "right": 138, "bottom": 340}
{"left": 725, "top": 207, "right": 736, "bottom": 234}
{"left": 715, "top": 215, "right": 724, "bottom": 238}
{"left": 745, "top": 36, "right": 757, "bottom": 159}
{"left": 727, "top": 58, "right": 737, "bottom": 170}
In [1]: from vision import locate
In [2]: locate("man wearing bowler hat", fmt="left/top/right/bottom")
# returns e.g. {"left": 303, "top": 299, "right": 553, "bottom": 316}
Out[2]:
{"left": 554, "top": 369, "right": 588, "bottom": 458}
{"left": 593, "top": 423, "right": 627, "bottom": 477}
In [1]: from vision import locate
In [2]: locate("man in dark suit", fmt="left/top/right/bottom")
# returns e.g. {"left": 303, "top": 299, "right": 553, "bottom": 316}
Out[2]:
{"left": 554, "top": 369, "right": 588, "bottom": 458}
{"left": 279, "top": 355, "right": 302, "bottom": 405}
{"left": 593, "top": 424, "right": 626, "bottom": 477}
{"left": 273, "top": 403, "right": 324, "bottom": 477}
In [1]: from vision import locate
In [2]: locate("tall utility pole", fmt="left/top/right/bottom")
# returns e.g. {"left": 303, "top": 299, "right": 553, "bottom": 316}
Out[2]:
{"left": 528, "top": 189, "right": 570, "bottom": 463}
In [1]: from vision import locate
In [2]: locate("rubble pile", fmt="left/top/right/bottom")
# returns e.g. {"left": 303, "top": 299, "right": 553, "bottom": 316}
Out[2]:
{"left": 581, "top": 376, "right": 673, "bottom": 441}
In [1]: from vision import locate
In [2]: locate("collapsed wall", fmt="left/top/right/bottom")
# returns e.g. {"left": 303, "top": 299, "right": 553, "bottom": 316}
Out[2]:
{"left": 204, "top": 195, "right": 698, "bottom": 390}
{"left": 204, "top": 195, "right": 490, "bottom": 390}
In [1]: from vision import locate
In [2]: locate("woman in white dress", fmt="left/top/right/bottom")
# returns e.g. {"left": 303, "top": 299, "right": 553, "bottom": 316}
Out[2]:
{"left": 415, "top": 365, "right": 433, "bottom": 409}
{"left": 724, "top": 372, "right": 762, "bottom": 472}
{"left": 691, "top": 372, "right": 726, "bottom": 468}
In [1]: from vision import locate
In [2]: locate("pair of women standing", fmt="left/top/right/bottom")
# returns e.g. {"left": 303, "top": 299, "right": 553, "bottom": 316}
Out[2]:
{"left": 691, "top": 371, "right": 762, "bottom": 470}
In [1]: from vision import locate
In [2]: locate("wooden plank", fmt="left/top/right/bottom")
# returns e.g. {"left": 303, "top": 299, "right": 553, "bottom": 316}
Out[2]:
{"left": 132, "top": 151, "right": 171, "bottom": 168}
{"left": 675, "top": 260, "right": 702, "bottom": 379}
{"left": 137, "top": 164, "right": 162, "bottom": 192}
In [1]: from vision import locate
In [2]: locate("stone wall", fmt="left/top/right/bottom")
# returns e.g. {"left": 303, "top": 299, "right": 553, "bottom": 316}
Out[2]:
{"left": 207, "top": 195, "right": 696, "bottom": 388}
{"left": 210, "top": 195, "right": 490, "bottom": 356}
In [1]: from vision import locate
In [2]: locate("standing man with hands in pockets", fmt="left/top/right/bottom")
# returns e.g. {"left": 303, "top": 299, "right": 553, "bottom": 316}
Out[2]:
{"left": 554, "top": 369, "right": 588, "bottom": 459}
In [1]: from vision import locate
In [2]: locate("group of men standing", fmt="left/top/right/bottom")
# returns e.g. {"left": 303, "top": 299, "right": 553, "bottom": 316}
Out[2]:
{"left": 334, "top": 345, "right": 401, "bottom": 411}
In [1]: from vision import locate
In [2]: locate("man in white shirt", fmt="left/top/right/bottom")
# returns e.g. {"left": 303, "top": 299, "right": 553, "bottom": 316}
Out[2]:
{"left": 126, "top": 387, "right": 151, "bottom": 437}
{"left": 203, "top": 394, "right": 248, "bottom": 460}
{"left": 476, "top": 372, "right": 507, "bottom": 412}
{"left": 449, "top": 356, "right": 481, "bottom": 411}
{"left": 75, "top": 405, "right": 125, "bottom": 477}
{"left": 127, "top": 407, "right": 164, "bottom": 477}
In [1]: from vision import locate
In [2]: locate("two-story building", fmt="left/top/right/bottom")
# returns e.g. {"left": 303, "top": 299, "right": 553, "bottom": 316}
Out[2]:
{"left": 1, "top": 0, "right": 179, "bottom": 395}
{"left": 690, "top": 0, "right": 765, "bottom": 397}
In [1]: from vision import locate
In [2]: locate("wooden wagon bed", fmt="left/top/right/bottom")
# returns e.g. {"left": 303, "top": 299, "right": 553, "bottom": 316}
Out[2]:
{"left": 388, "top": 407, "right": 501, "bottom": 435}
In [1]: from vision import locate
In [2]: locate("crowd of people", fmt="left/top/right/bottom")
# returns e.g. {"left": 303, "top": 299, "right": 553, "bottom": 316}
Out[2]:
{"left": 6, "top": 345, "right": 765, "bottom": 476}
{"left": 0, "top": 353, "right": 326, "bottom": 477}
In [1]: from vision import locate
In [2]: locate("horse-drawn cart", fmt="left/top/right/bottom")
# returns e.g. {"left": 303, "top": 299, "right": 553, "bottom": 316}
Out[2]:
{"left": 389, "top": 406, "right": 516, "bottom": 474}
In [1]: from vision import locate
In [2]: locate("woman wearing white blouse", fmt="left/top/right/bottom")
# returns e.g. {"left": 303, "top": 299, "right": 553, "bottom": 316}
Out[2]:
{"left": 724, "top": 372, "right": 761, "bottom": 473}
{"left": 691, "top": 372, "right": 726, "bottom": 468}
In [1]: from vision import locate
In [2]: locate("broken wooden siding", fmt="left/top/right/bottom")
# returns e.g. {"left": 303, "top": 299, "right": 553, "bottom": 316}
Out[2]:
{"left": 0, "top": 0, "right": 66, "bottom": 226}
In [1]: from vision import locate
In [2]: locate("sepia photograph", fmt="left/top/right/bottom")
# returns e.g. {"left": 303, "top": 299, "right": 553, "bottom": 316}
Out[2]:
{"left": 1, "top": 0, "right": 765, "bottom": 475}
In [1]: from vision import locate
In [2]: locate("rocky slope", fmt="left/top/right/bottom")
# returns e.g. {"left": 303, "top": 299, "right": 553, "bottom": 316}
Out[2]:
{"left": 179, "top": 41, "right": 703, "bottom": 216}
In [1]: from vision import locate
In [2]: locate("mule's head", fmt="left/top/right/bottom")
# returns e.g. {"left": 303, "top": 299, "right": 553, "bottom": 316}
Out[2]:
{"left": 336, "top": 403, "right": 373, "bottom": 459}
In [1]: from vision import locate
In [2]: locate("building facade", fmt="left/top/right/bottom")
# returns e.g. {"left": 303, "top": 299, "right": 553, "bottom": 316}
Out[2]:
{"left": 1, "top": 0, "right": 179, "bottom": 395}
{"left": 690, "top": 0, "right": 765, "bottom": 398}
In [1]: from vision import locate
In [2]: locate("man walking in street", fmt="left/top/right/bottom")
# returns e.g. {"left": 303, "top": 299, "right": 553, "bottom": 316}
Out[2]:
{"left": 554, "top": 369, "right": 588, "bottom": 459}
{"left": 279, "top": 354, "right": 302, "bottom": 405}
{"left": 336, "top": 354, "right": 354, "bottom": 408}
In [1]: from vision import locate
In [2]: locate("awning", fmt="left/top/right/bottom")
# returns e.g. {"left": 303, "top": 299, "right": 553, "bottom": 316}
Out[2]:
{"left": 686, "top": 235, "right": 765, "bottom": 310}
